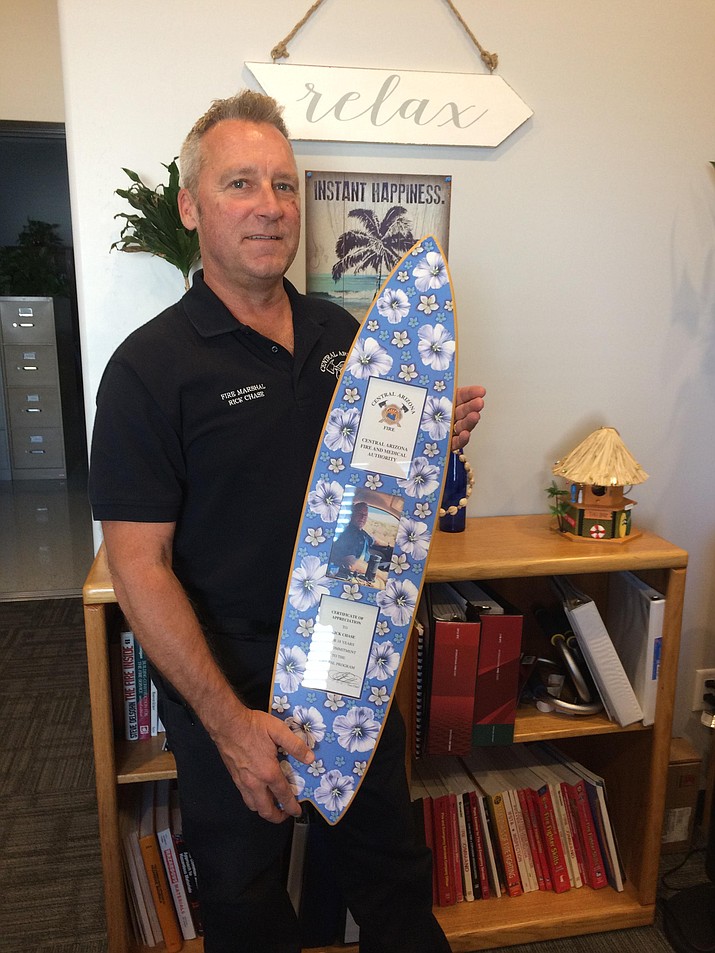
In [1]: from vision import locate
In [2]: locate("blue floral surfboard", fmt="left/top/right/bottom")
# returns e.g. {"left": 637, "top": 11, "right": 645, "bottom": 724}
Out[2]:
{"left": 270, "top": 235, "right": 457, "bottom": 823}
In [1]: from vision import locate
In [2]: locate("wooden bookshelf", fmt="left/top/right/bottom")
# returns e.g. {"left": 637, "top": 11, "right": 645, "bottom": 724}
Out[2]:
{"left": 83, "top": 514, "right": 687, "bottom": 952}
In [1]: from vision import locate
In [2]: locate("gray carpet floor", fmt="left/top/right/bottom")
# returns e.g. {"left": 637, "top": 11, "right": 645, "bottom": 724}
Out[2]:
{"left": 0, "top": 596, "right": 708, "bottom": 953}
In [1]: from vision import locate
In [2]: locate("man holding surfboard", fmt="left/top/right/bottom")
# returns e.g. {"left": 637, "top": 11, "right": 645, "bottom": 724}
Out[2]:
{"left": 90, "top": 90, "right": 484, "bottom": 952}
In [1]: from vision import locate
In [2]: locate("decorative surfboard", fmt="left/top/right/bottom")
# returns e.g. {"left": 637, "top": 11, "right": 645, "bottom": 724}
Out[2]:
{"left": 270, "top": 234, "right": 458, "bottom": 823}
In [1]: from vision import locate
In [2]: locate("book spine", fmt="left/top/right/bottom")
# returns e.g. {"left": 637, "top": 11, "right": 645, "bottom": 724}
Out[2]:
{"left": 461, "top": 793, "right": 481, "bottom": 899}
{"left": 139, "top": 835, "right": 184, "bottom": 952}
{"left": 553, "top": 784, "right": 583, "bottom": 888}
{"left": 517, "top": 787, "right": 548, "bottom": 891}
{"left": 446, "top": 792, "right": 464, "bottom": 903}
{"left": 534, "top": 785, "right": 571, "bottom": 893}
{"left": 503, "top": 789, "right": 536, "bottom": 892}
{"left": 120, "top": 630, "right": 138, "bottom": 742}
{"left": 488, "top": 793, "right": 523, "bottom": 897}
{"left": 431, "top": 794, "right": 456, "bottom": 906}
{"left": 173, "top": 832, "right": 203, "bottom": 935}
{"left": 456, "top": 793, "right": 475, "bottom": 901}
{"left": 466, "top": 790, "right": 490, "bottom": 899}
{"left": 135, "top": 641, "right": 151, "bottom": 741}
{"left": 157, "top": 828, "right": 196, "bottom": 939}
{"left": 568, "top": 780, "right": 608, "bottom": 890}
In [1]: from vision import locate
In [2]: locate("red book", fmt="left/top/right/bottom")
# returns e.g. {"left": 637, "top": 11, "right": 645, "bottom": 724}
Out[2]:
{"left": 517, "top": 786, "right": 549, "bottom": 891}
{"left": 413, "top": 761, "right": 457, "bottom": 906}
{"left": 426, "top": 585, "right": 481, "bottom": 756}
{"left": 532, "top": 780, "right": 571, "bottom": 893}
{"left": 533, "top": 745, "right": 608, "bottom": 890}
{"left": 451, "top": 583, "right": 523, "bottom": 746}
{"left": 466, "top": 790, "right": 491, "bottom": 898}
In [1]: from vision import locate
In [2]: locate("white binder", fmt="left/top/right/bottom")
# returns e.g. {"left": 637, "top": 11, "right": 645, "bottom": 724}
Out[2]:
{"left": 606, "top": 571, "right": 664, "bottom": 727}
{"left": 552, "top": 576, "right": 644, "bottom": 727}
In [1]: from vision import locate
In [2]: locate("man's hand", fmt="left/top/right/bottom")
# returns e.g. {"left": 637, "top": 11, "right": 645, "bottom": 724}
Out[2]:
{"left": 453, "top": 385, "right": 486, "bottom": 450}
{"left": 213, "top": 707, "right": 315, "bottom": 824}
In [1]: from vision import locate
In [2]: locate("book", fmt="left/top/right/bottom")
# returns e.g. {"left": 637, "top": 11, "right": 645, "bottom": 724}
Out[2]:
{"left": 461, "top": 751, "right": 523, "bottom": 897}
{"left": 412, "top": 758, "right": 459, "bottom": 906}
{"left": 465, "top": 749, "right": 539, "bottom": 893}
{"left": 451, "top": 582, "right": 523, "bottom": 745}
{"left": 538, "top": 743, "right": 625, "bottom": 892}
{"left": 120, "top": 629, "right": 139, "bottom": 741}
{"left": 135, "top": 640, "right": 151, "bottom": 740}
{"left": 552, "top": 576, "right": 643, "bottom": 727}
{"left": 155, "top": 780, "right": 196, "bottom": 939}
{"left": 606, "top": 571, "right": 664, "bottom": 726}
{"left": 516, "top": 750, "right": 582, "bottom": 889}
{"left": 530, "top": 745, "right": 607, "bottom": 890}
{"left": 138, "top": 782, "right": 183, "bottom": 952}
{"left": 410, "top": 773, "right": 439, "bottom": 903}
{"left": 119, "top": 787, "right": 160, "bottom": 946}
{"left": 426, "top": 584, "right": 481, "bottom": 756}
{"left": 170, "top": 787, "right": 203, "bottom": 935}
{"left": 486, "top": 747, "right": 551, "bottom": 892}
{"left": 431, "top": 756, "right": 480, "bottom": 901}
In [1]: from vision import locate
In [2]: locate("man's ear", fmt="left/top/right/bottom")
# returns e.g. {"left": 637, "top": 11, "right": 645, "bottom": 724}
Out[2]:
{"left": 178, "top": 187, "right": 199, "bottom": 231}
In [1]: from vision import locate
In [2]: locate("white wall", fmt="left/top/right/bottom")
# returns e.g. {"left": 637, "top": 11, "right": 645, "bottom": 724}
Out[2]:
{"left": 0, "top": 0, "right": 65, "bottom": 122}
{"left": 56, "top": 0, "right": 715, "bottom": 754}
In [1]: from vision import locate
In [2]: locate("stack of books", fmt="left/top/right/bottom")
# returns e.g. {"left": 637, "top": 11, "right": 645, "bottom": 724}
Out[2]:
{"left": 417, "top": 582, "right": 524, "bottom": 757}
{"left": 411, "top": 744, "right": 625, "bottom": 906}
{"left": 118, "top": 627, "right": 166, "bottom": 742}
{"left": 119, "top": 780, "right": 202, "bottom": 949}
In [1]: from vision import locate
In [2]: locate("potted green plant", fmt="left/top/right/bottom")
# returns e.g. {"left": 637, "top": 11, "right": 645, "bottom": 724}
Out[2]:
{"left": 545, "top": 479, "right": 570, "bottom": 533}
{"left": 112, "top": 159, "right": 200, "bottom": 290}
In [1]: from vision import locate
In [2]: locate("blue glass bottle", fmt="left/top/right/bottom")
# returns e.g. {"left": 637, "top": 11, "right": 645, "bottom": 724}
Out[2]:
{"left": 439, "top": 451, "right": 468, "bottom": 533}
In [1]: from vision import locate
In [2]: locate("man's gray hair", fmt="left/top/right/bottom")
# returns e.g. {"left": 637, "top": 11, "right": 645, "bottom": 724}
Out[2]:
{"left": 179, "top": 90, "right": 290, "bottom": 196}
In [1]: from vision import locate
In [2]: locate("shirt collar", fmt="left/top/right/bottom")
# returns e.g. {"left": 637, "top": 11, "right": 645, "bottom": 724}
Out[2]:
{"left": 182, "top": 270, "right": 328, "bottom": 339}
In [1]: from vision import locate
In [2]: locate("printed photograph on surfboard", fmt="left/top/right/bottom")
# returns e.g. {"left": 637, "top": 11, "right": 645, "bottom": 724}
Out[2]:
{"left": 326, "top": 487, "right": 404, "bottom": 591}
{"left": 305, "top": 171, "right": 451, "bottom": 319}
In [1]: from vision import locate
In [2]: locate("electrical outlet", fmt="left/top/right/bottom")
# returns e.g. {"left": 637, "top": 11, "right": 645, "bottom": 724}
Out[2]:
{"left": 691, "top": 668, "right": 715, "bottom": 711}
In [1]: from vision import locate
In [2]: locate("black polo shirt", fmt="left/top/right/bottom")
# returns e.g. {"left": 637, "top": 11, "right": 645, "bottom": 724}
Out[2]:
{"left": 89, "top": 272, "right": 358, "bottom": 631}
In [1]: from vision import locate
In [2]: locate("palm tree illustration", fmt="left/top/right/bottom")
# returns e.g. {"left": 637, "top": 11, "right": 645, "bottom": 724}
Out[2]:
{"left": 332, "top": 206, "right": 415, "bottom": 291}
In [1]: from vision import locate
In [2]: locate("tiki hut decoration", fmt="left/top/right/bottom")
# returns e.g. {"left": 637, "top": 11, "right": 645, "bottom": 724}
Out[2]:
{"left": 552, "top": 427, "right": 648, "bottom": 541}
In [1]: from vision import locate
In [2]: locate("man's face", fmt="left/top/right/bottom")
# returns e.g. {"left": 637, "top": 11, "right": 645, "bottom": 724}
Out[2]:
{"left": 178, "top": 119, "right": 301, "bottom": 293}
{"left": 352, "top": 505, "right": 368, "bottom": 528}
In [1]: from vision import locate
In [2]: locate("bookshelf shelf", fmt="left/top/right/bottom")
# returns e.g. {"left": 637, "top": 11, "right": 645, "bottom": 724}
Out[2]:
{"left": 83, "top": 514, "right": 687, "bottom": 952}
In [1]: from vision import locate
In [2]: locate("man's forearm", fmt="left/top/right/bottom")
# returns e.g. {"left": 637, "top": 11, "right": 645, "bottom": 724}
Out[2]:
{"left": 103, "top": 526, "right": 249, "bottom": 743}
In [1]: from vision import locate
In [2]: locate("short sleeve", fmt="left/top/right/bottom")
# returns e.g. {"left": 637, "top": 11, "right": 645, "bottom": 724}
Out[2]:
{"left": 89, "top": 357, "right": 186, "bottom": 522}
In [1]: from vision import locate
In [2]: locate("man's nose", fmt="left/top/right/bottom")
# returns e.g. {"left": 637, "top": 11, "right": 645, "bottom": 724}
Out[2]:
{"left": 254, "top": 182, "right": 282, "bottom": 218}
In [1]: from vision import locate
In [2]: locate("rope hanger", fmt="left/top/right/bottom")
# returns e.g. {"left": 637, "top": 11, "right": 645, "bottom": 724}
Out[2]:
{"left": 270, "top": 0, "right": 499, "bottom": 73}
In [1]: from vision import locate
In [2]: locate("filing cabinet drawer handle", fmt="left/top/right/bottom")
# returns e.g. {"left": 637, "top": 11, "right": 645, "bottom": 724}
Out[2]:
{"left": 18, "top": 366, "right": 38, "bottom": 371}
{"left": 13, "top": 322, "right": 35, "bottom": 328}
{"left": 25, "top": 408, "right": 42, "bottom": 413}
{"left": 27, "top": 449, "right": 46, "bottom": 455}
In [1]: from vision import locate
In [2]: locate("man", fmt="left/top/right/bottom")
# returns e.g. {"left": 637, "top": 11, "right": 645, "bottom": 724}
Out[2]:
{"left": 330, "top": 501, "right": 377, "bottom": 576}
{"left": 90, "top": 90, "right": 485, "bottom": 953}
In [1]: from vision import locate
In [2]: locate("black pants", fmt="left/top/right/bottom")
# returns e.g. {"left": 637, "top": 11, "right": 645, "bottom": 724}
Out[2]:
{"left": 155, "top": 634, "right": 450, "bottom": 953}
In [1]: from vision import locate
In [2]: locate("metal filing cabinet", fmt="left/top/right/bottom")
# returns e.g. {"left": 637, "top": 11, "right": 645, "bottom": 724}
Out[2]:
{"left": 0, "top": 297, "right": 68, "bottom": 479}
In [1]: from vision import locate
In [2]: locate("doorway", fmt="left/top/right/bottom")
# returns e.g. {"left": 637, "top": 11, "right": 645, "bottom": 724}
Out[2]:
{"left": 0, "top": 120, "right": 94, "bottom": 600}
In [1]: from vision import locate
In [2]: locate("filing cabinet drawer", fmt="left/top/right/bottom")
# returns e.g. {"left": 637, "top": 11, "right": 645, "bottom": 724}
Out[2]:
{"left": 0, "top": 298, "right": 56, "bottom": 345}
{"left": 10, "top": 426, "right": 66, "bottom": 470}
{"left": 3, "top": 345, "right": 60, "bottom": 386}
{"left": 6, "top": 386, "right": 63, "bottom": 428}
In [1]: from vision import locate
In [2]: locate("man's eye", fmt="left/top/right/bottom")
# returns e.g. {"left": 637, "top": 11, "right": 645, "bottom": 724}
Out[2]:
{"left": 276, "top": 182, "right": 295, "bottom": 192}
{"left": 231, "top": 180, "right": 246, "bottom": 189}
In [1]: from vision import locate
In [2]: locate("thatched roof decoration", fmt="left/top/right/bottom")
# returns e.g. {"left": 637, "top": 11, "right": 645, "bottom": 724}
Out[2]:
{"left": 552, "top": 427, "right": 649, "bottom": 486}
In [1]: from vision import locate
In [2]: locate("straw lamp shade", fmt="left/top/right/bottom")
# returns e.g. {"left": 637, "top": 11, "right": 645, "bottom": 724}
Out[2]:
{"left": 552, "top": 427, "right": 648, "bottom": 487}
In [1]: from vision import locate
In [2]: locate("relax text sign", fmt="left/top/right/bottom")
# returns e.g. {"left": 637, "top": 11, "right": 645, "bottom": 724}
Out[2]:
{"left": 246, "top": 63, "right": 532, "bottom": 148}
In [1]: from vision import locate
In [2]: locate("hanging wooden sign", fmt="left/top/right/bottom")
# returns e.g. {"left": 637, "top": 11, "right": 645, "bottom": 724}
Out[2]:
{"left": 246, "top": 62, "right": 532, "bottom": 148}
